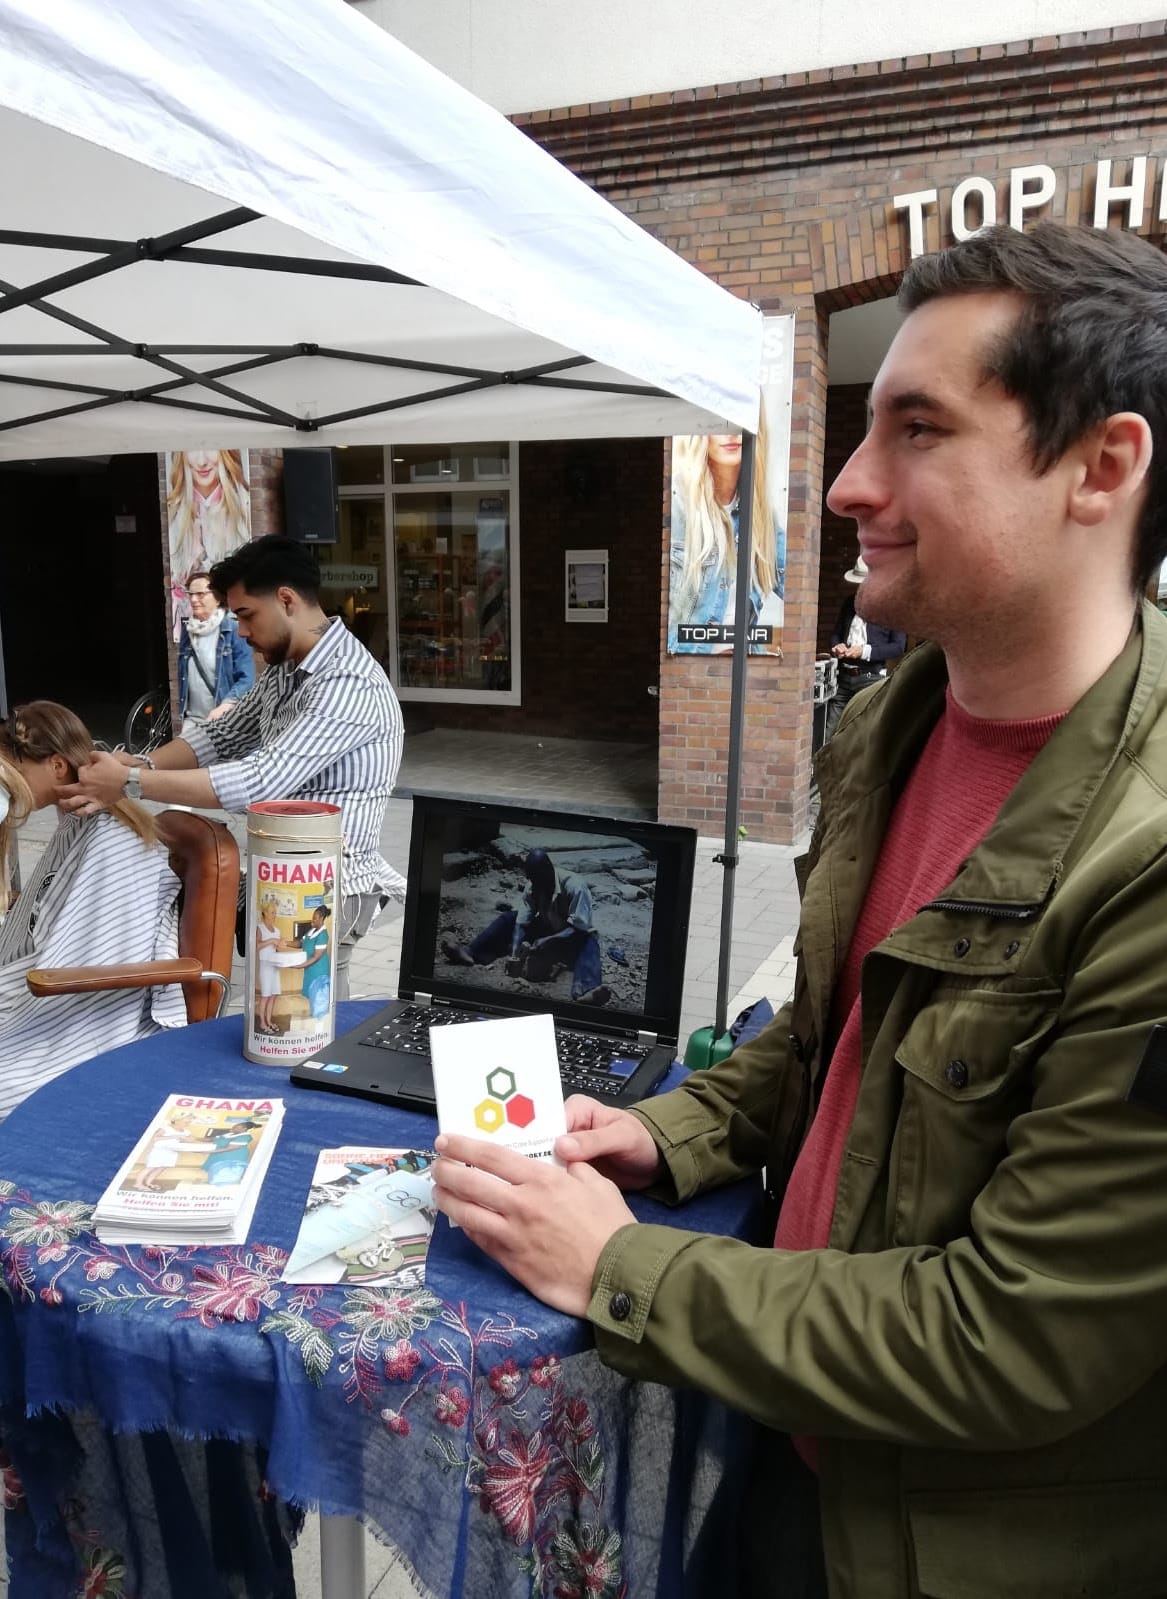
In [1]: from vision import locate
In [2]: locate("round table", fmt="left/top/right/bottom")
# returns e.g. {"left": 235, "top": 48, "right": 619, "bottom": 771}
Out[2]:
{"left": 0, "top": 1004, "right": 766, "bottom": 1599}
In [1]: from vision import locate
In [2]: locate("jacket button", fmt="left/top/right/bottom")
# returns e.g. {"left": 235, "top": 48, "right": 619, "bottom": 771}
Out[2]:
{"left": 788, "top": 1033, "right": 806, "bottom": 1064}
{"left": 953, "top": 937, "right": 971, "bottom": 958}
{"left": 945, "top": 1059, "right": 969, "bottom": 1089}
{"left": 1003, "top": 940, "right": 1020, "bottom": 959}
{"left": 609, "top": 1291, "right": 632, "bottom": 1322}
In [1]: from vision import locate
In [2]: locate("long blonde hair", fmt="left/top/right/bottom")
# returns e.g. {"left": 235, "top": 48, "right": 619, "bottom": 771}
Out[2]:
{"left": 672, "top": 406, "right": 777, "bottom": 619}
{"left": 0, "top": 702, "right": 158, "bottom": 847}
{"left": 167, "top": 450, "right": 251, "bottom": 588}
{"left": 0, "top": 755, "right": 33, "bottom": 913}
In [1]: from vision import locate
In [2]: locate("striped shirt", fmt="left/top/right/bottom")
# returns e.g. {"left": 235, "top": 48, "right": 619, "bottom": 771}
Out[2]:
{"left": 184, "top": 618, "right": 405, "bottom": 898}
{"left": 0, "top": 813, "right": 186, "bottom": 1119}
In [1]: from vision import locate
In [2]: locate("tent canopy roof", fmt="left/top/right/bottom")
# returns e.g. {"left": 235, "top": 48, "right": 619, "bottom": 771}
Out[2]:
{"left": 0, "top": 0, "right": 763, "bottom": 460}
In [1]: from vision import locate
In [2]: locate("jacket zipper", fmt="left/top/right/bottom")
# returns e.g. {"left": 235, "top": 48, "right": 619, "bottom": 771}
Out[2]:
{"left": 920, "top": 898, "right": 1043, "bottom": 921}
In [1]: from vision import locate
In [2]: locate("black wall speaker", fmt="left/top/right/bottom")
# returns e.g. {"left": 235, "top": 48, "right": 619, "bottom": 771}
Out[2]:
{"left": 283, "top": 448, "right": 339, "bottom": 545}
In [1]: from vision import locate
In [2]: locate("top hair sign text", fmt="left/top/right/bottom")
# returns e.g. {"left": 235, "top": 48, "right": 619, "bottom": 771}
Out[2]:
{"left": 893, "top": 157, "right": 1165, "bottom": 258}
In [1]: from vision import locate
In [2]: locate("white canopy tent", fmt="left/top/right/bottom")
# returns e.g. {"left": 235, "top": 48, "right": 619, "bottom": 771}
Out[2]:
{"left": 0, "top": 0, "right": 760, "bottom": 452}
{"left": 0, "top": 0, "right": 767, "bottom": 1112}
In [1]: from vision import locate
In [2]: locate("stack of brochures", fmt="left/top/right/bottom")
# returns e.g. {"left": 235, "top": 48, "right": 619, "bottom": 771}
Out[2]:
{"left": 282, "top": 1147, "right": 436, "bottom": 1288}
{"left": 93, "top": 1093, "right": 285, "bottom": 1246}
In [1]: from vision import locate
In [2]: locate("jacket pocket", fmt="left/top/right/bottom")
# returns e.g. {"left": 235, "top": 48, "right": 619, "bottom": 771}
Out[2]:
{"left": 908, "top": 1482, "right": 1167, "bottom": 1598}
{"left": 890, "top": 984, "right": 1060, "bottom": 1246}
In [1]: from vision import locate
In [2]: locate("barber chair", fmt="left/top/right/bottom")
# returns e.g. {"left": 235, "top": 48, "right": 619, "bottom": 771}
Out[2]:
{"left": 26, "top": 810, "right": 239, "bottom": 1021}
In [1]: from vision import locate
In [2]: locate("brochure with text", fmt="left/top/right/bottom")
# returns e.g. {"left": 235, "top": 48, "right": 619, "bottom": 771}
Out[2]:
{"left": 94, "top": 1094, "right": 285, "bottom": 1246}
{"left": 282, "top": 1147, "right": 436, "bottom": 1287}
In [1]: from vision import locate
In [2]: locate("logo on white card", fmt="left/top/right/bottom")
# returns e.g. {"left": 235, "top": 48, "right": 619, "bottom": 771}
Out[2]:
{"left": 474, "top": 1067, "right": 536, "bottom": 1134}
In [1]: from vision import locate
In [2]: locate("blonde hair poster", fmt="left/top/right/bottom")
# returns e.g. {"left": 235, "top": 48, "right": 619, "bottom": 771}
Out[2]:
{"left": 166, "top": 450, "right": 252, "bottom": 639}
{"left": 667, "top": 314, "right": 793, "bottom": 656}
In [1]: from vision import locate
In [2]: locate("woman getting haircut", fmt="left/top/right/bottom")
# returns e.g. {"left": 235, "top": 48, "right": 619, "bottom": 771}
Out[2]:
{"left": 0, "top": 702, "right": 186, "bottom": 1117}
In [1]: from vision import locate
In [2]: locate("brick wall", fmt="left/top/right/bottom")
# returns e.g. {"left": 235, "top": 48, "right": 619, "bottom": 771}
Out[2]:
{"left": 520, "top": 20, "right": 1167, "bottom": 840}
{"left": 411, "top": 438, "right": 661, "bottom": 742}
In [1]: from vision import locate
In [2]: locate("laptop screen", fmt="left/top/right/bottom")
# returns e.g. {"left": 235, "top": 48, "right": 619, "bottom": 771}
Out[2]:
{"left": 399, "top": 796, "right": 697, "bottom": 1043}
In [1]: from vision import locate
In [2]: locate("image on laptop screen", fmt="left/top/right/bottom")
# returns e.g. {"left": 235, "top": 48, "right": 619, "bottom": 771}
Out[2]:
{"left": 435, "top": 822, "right": 654, "bottom": 1013}
{"left": 400, "top": 797, "right": 696, "bottom": 1040}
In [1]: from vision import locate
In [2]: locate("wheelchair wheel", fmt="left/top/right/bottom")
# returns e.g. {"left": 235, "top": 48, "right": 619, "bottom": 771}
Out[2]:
{"left": 123, "top": 688, "right": 172, "bottom": 755}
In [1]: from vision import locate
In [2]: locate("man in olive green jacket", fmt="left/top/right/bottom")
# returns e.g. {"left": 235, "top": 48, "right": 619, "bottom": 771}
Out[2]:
{"left": 435, "top": 222, "right": 1167, "bottom": 1597}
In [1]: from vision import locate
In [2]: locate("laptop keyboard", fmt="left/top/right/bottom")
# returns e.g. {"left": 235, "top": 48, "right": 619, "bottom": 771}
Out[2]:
{"left": 359, "top": 1003, "right": 654, "bottom": 1098}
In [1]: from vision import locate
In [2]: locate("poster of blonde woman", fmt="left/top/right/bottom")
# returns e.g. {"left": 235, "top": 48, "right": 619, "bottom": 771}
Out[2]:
{"left": 667, "top": 314, "right": 794, "bottom": 656}
{"left": 167, "top": 450, "right": 251, "bottom": 638}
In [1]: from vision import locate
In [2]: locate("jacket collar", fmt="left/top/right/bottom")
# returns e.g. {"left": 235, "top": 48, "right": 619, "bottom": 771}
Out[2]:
{"left": 816, "top": 600, "right": 1167, "bottom": 919}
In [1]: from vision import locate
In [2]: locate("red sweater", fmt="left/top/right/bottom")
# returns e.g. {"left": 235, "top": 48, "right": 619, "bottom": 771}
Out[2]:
{"left": 775, "top": 691, "right": 1064, "bottom": 1258}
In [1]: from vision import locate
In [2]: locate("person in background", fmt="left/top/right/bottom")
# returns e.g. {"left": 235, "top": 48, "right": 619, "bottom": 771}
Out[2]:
{"left": 68, "top": 536, "right": 404, "bottom": 1000}
{"left": 431, "top": 221, "right": 1167, "bottom": 1597}
{"left": 821, "top": 553, "right": 906, "bottom": 740}
{"left": 0, "top": 702, "right": 185, "bottom": 1117}
{"left": 177, "top": 571, "right": 254, "bottom": 737}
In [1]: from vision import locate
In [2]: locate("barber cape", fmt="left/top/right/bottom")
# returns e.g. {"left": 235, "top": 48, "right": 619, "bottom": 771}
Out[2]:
{"left": 0, "top": 812, "right": 185, "bottom": 1118}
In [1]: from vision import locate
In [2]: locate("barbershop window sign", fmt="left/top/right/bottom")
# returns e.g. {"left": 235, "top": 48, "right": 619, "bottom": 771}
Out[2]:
{"left": 667, "top": 314, "right": 792, "bottom": 657}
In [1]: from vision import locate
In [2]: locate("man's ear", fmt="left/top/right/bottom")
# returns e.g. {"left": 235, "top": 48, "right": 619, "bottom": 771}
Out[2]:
{"left": 1069, "top": 412, "right": 1153, "bottom": 529}
{"left": 276, "top": 584, "right": 299, "bottom": 614}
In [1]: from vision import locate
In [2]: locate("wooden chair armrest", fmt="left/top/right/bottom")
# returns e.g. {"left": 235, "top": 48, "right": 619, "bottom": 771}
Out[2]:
{"left": 26, "top": 958, "right": 205, "bottom": 997}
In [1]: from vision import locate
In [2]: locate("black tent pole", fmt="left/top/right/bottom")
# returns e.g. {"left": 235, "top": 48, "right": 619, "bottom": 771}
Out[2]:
{"left": 713, "top": 427, "right": 757, "bottom": 1039}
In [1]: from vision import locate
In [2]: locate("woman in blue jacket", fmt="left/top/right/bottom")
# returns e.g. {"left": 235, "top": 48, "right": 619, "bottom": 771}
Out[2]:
{"left": 177, "top": 571, "right": 254, "bottom": 734}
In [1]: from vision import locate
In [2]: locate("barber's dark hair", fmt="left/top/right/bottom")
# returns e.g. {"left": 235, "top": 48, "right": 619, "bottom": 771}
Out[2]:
{"left": 209, "top": 535, "right": 321, "bottom": 605}
{"left": 900, "top": 221, "right": 1167, "bottom": 590}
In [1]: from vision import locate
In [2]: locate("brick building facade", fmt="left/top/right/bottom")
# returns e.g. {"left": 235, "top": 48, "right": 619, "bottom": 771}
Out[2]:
{"left": 517, "top": 20, "right": 1167, "bottom": 842}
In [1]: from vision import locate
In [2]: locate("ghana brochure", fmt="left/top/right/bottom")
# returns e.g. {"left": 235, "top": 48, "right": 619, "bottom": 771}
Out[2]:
{"left": 282, "top": 1147, "right": 436, "bottom": 1287}
{"left": 94, "top": 1095, "right": 285, "bottom": 1246}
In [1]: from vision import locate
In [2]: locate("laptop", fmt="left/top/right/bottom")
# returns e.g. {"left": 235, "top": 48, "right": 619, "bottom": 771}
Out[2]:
{"left": 291, "top": 794, "right": 697, "bottom": 1112}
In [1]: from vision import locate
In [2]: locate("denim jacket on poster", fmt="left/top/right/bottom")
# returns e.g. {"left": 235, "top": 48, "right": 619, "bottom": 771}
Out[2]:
{"left": 667, "top": 495, "right": 785, "bottom": 654}
{"left": 177, "top": 614, "right": 254, "bottom": 716}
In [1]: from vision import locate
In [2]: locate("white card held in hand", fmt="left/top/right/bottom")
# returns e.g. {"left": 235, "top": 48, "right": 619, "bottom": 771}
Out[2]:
{"left": 430, "top": 1013, "right": 567, "bottom": 1167}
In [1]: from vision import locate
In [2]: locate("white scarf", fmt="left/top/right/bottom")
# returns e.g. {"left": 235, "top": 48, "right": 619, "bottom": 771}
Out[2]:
{"left": 186, "top": 608, "right": 225, "bottom": 638}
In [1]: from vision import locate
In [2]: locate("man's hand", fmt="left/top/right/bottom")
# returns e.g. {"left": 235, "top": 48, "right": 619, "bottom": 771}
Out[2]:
{"left": 58, "top": 750, "right": 132, "bottom": 815}
{"left": 207, "top": 701, "right": 234, "bottom": 721}
{"left": 432, "top": 1135, "right": 636, "bottom": 1317}
{"left": 832, "top": 642, "right": 865, "bottom": 660}
{"left": 555, "top": 1096, "right": 663, "bottom": 1190}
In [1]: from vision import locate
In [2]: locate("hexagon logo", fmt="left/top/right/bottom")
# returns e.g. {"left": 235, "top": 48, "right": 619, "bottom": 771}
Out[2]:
{"left": 505, "top": 1094, "right": 535, "bottom": 1129}
{"left": 474, "top": 1098, "right": 505, "bottom": 1133}
{"left": 486, "top": 1067, "right": 517, "bottom": 1101}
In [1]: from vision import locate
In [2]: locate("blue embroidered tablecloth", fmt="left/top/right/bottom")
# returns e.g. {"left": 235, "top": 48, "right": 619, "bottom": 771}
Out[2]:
{"left": 0, "top": 1002, "right": 770, "bottom": 1599}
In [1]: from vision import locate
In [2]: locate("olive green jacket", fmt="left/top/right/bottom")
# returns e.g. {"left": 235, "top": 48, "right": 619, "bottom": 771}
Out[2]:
{"left": 589, "top": 604, "right": 1167, "bottom": 1599}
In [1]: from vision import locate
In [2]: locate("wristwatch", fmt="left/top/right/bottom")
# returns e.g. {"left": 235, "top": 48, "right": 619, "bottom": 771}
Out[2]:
{"left": 125, "top": 767, "right": 142, "bottom": 801}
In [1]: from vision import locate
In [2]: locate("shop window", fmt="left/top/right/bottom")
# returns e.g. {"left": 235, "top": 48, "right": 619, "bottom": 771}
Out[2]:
{"left": 336, "top": 444, "right": 519, "bottom": 705}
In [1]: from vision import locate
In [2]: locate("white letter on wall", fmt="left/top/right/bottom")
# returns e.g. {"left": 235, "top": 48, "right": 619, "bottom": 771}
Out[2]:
{"left": 1009, "top": 164, "right": 1057, "bottom": 230}
{"left": 1093, "top": 157, "right": 1148, "bottom": 228}
{"left": 892, "top": 189, "right": 939, "bottom": 259}
{"left": 951, "top": 176, "right": 998, "bottom": 240}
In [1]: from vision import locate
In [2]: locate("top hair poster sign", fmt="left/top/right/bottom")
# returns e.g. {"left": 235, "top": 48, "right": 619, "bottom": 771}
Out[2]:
{"left": 667, "top": 314, "right": 794, "bottom": 657}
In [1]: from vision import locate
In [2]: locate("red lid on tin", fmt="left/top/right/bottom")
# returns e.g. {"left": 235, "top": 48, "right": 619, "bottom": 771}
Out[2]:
{"left": 247, "top": 801, "right": 342, "bottom": 817}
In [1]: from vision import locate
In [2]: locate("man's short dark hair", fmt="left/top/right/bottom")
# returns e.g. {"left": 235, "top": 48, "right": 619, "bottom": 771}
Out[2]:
{"left": 900, "top": 221, "right": 1167, "bottom": 589}
{"left": 209, "top": 535, "right": 321, "bottom": 605}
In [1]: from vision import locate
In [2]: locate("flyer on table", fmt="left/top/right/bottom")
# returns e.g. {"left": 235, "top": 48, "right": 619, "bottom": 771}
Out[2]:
{"left": 430, "top": 1012, "right": 566, "bottom": 1165}
{"left": 283, "top": 1147, "right": 437, "bottom": 1287}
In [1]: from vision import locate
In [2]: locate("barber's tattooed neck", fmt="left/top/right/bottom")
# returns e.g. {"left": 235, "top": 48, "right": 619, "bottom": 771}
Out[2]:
{"left": 309, "top": 620, "right": 329, "bottom": 638}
